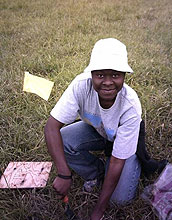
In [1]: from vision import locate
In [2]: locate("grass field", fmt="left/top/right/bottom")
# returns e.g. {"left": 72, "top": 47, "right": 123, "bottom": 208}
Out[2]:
{"left": 0, "top": 0, "right": 172, "bottom": 219}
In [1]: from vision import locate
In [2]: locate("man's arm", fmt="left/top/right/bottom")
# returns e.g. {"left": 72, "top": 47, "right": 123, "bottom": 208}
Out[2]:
{"left": 44, "top": 116, "right": 72, "bottom": 196}
{"left": 91, "top": 156, "right": 125, "bottom": 220}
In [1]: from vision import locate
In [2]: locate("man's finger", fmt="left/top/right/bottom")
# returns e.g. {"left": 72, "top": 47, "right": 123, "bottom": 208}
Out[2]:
{"left": 57, "top": 193, "right": 66, "bottom": 200}
{"left": 53, "top": 189, "right": 65, "bottom": 199}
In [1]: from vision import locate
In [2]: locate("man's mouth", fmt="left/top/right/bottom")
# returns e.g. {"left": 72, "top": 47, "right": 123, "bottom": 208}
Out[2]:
{"left": 101, "top": 89, "right": 116, "bottom": 94}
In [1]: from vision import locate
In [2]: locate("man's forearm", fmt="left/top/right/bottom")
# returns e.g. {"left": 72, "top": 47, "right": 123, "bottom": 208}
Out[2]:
{"left": 91, "top": 156, "right": 125, "bottom": 219}
{"left": 44, "top": 117, "right": 71, "bottom": 175}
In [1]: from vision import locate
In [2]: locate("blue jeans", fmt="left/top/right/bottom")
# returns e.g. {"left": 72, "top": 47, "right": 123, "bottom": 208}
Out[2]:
{"left": 61, "top": 121, "right": 141, "bottom": 205}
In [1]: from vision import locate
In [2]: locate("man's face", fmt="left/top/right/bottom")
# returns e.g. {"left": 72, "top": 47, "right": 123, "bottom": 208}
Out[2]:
{"left": 91, "top": 69, "right": 125, "bottom": 108}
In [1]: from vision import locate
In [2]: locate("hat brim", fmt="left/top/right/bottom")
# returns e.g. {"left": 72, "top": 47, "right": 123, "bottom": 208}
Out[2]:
{"left": 84, "top": 63, "right": 133, "bottom": 74}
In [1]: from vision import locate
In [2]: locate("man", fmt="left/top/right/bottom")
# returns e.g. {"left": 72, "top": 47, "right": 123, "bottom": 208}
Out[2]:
{"left": 44, "top": 38, "right": 142, "bottom": 220}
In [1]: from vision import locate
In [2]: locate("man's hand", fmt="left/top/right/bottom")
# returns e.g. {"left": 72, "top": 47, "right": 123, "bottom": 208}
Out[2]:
{"left": 90, "top": 208, "right": 104, "bottom": 220}
{"left": 53, "top": 176, "right": 72, "bottom": 199}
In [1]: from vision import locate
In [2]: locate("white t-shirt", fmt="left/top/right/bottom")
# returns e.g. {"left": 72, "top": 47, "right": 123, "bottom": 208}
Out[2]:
{"left": 51, "top": 72, "right": 142, "bottom": 159}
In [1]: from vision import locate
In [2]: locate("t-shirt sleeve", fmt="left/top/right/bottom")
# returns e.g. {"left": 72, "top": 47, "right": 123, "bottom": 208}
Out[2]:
{"left": 50, "top": 79, "right": 80, "bottom": 124}
{"left": 112, "top": 107, "right": 141, "bottom": 159}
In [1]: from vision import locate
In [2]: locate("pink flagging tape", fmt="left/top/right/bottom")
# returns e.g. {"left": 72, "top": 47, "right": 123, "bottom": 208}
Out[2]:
{"left": 0, "top": 162, "right": 52, "bottom": 188}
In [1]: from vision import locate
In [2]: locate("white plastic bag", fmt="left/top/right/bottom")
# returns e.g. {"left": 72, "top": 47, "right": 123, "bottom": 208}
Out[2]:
{"left": 141, "top": 164, "right": 172, "bottom": 220}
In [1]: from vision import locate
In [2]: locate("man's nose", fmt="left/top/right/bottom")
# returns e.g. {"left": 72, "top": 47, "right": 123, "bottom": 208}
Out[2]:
{"left": 103, "top": 76, "right": 113, "bottom": 85}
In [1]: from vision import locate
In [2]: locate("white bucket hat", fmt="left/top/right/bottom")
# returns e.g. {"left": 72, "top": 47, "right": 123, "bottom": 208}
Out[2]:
{"left": 84, "top": 38, "right": 133, "bottom": 73}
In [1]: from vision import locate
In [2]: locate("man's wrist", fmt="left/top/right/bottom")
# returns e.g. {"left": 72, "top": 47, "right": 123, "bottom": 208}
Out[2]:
{"left": 57, "top": 173, "right": 72, "bottom": 180}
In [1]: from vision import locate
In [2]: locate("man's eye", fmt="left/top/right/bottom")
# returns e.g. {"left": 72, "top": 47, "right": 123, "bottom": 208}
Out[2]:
{"left": 112, "top": 74, "right": 119, "bottom": 78}
{"left": 97, "top": 74, "right": 104, "bottom": 78}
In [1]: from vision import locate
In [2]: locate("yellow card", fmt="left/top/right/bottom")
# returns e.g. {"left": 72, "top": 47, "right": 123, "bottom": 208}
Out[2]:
{"left": 23, "top": 71, "right": 54, "bottom": 101}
